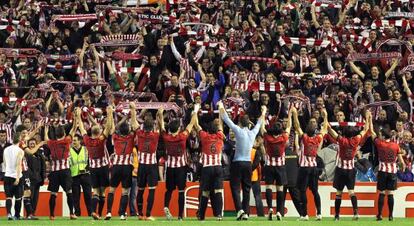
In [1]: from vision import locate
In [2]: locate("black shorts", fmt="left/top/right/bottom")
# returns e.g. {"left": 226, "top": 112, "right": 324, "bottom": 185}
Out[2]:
{"left": 200, "top": 166, "right": 223, "bottom": 191}
{"left": 110, "top": 165, "right": 133, "bottom": 188}
{"left": 333, "top": 167, "right": 356, "bottom": 191}
{"left": 48, "top": 169, "right": 72, "bottom": 193}
{"left": 377, "top": 171, "right": 397, "bottom": 191}
{"left": 137, "top": 164, "right": 158, "bottom": 188}
{"left": 4, "top": 176, "right": 23, "bottom": 198}
{"left": 90, "top": 166, "right": 110, "bottom": 188}
{"left": 22, "top": 171, "right": 32, "bottom": 191}
{"left": 264, "top": 165, "right": 287, "bottom": 186}
{"left": 296, "top": 167, "right": 319, "bottom": 191}
{"left": 166, "top": 166, "right": 187, "bottom": 191}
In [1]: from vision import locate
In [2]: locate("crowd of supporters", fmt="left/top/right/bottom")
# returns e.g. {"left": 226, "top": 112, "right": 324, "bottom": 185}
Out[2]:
{"left": 0, "top": 0, "right": 414, "bottom": 220}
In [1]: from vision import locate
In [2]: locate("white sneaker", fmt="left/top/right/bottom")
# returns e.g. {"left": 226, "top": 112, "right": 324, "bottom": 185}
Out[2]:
{"left": 276, "top": 212, "right": 282, "bottom": 221}
{"left": 120, "top": 215, "right": 126, "bottom": 221}
{"left": 298, "top": 215, "right": 309, "bottom": 221}
{"left": 268, "top": 208, "right": 273, "bottom": 221}
{"left": 316, "top": 214, "right": 322, "bottom": 221}
{"left": 242, "top": 213, "right": 249, "bottom": 220}
{"left": 353, "top": 214, "right": 359, "bottom": 221}
{"left": 164, "top": 207, "right": 173, "bottom": 220}
{"left": 104, "top": 212, "right": 112, "bottom": 220}
{"left": 236, "top": 210, "right": 245, "bottom": 221}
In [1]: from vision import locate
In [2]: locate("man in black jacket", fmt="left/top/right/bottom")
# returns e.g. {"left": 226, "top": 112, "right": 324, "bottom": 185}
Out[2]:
{"left": 26, "top": 138, "right": 46, "bottom": 216}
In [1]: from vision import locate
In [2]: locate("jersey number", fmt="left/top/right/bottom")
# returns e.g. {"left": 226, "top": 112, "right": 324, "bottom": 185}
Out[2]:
{"left": 120, "top": 141, "right": 128, "bottom": 155}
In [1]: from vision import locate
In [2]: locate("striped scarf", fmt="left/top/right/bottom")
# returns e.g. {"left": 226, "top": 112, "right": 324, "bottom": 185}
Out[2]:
{"left": 361, "top": 101, "right": 404, "bottom": 119}
{"left": 346, "top": 52, "right": 402, "bottom": 62}
{"left": 95, "top": 34, "right": 140, "bottom": 47}
{"left": 371, "top": 19, "right": 411, "bottom": 29}
{"left": 334, "top": 34, "right": 373, "bottom": 52}
{"left": 51, "top": 14, "right": 97, "bottom": 22}
{"left": 248, "top": 81, "right": 283, "bottom": 92}
{"left": 329, "top": 122, "right": 365, "bottom": 127}
{"left": 115, "top": 102, "right": 181, "bottom": 114}
{"left": 278, "top": 36, "right": 332, "bottom": 48}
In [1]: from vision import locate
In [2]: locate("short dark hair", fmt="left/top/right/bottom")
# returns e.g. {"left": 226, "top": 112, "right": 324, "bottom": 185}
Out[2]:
{"left": 239, "top": 115, "right": 250, "bottom": 128}
{"left": 380, "top": 128, "right": 392, "bottom": 139}
{"left": 118, "top": 122, "right": 130, "bottom": 136}
{"left": 12, "top": 133, "right": 20, "bottom": 144}
{"left": 268, "top": 122, "right": 284, "bottom": 136}
{"left": 168, "top": 120, "right": 181, "bottom": 133}
{"left": 342, "top": 127, "right": 360, "bottom": 138}
{"left": 143, "top": 118, "right": 154, "bottom": 132}
{"left": 54, "top": 126, "right": 65, "bottom": 139}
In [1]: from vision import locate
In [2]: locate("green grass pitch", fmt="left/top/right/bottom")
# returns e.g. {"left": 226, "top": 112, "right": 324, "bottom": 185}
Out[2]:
{"left": 0, "top": 217, "right": 413, "bottom": 226}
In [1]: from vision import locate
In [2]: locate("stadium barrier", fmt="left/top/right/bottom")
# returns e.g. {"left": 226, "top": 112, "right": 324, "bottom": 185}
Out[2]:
{"left": 1, "top": 182, "right": 414, "bottom": 217}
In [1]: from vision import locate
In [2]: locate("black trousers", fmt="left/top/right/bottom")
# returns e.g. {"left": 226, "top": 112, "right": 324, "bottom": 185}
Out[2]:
{"left": 72, "top": 173, "right": 92, "bottom": 216}
{"left": 31, "top": 182, "right": 42, "bottom": 215}
{"left": 251, "top": 181, "right": 264, "bottom": 216}
{"left": 283, "top": 186, "right": 302, "bottom": 217}
{"left": 230, "top": 161, "right": 252, "bottom": 214}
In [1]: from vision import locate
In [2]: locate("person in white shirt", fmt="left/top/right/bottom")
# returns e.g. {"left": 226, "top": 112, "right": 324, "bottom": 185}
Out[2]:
{"left": 3, "top": 133, "right": 24, "bottom": 220}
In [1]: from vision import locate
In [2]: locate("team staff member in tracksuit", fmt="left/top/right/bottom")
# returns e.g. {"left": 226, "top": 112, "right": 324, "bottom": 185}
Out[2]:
{"left": 369, "top": 113, "right": 406, "bottom": 221}
{"left": 20, "top": 132, "right": 45, "bottom": 220}
{"left": 70, "top": 134, "right": 92, "bottom": 216}
{"left": 292, "top": 107, "right": 328, "bottom": 221}
{"left": 327, "top": 111, "right": 371, "bottom": 221}
{"left": 26, "top": 138, "right": 46, "bottom": 216}
{"left": 282, "top": 131, "right": 302, "bottom": 217}
{"left": 3, "top": 133, "right": 24, "bottom": 220}
{"left": 219, "top": 101, "right": 266, "bottom": 220}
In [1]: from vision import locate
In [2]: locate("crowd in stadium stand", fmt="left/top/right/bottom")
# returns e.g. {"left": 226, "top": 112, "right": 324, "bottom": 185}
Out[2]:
{"left": 0, "top": 0, "right": 414, "bottom": 221}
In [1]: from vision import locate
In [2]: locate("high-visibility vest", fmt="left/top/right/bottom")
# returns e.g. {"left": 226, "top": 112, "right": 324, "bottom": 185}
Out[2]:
{"left": 251, "top": 148, "right": 260, "bottom": 182}
{"left": 70, "top": 146, "right": 88, "bottom": 177}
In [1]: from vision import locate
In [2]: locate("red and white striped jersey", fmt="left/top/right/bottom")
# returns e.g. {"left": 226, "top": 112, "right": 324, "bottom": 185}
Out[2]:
{"left": 22, "top": 157, "right": 28, "bottom": 172}
{"left": 264, "top": 133, "right": 289, "bottom": 166}
{"left": 83, "top": 135, "right": 109, "bottom": 169}
{"left": 228, "top": 72, "right": 239, "bottom": 86}
{"left": 47, "top": 137, "right": 72, "bottom": 171}
{"left": 299, "top": 134, "right": 323, "bottom": 167}
{"left": 0, "top": 123, "right": 12, "bottom": 143}
{"left": 199, "top": 131, "right": 224, "bottom": 167}
{"left": 112, "top": 133, "right": 135, "bottom": 165}
{"left": 136, "top": 130, "right": 160, "bottom": 165}
{"left": 336, "top": 136, "right": 361, "bottom": 170}
{"left": 248, "top": 72, "right": 262, "bottom": 82}
{"left": 233, "top": 80, "right": 249, "bottom": 91}
{"left": 162, "top": 131, "right": 189, "bottom": 168}
{"left": 18, "top": 142, "right": 28, "bottom": 172}
{"left": 375, "top": 138, "right": 400, "bottom": 174}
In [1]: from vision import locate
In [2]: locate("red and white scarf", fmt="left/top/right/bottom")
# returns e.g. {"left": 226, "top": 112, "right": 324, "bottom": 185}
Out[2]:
{"left": 334, "top": 34, "right": 373, "bottom": 52}
{"left": 347, "top": 52, "right": 402, "bottom": 61}
{"left": 279, "top": 36, "right": 332, "bottom": 48}
{"left": 52, "top": 14, "right": 97, "bottom": 22}
{"left": 95, "top": 34, "right": 140, "bottom": 47}
{"left": 248, "top": 81, "right": 283, "bottom": 92}
{"left": 115, "top": 101, "right": 181, "bottom": 114}
{"left": 329, "top": 122, "right": 365, "bottom": 127}
{"left": 371, "top": 19, "right": 411, "bottom": 29}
